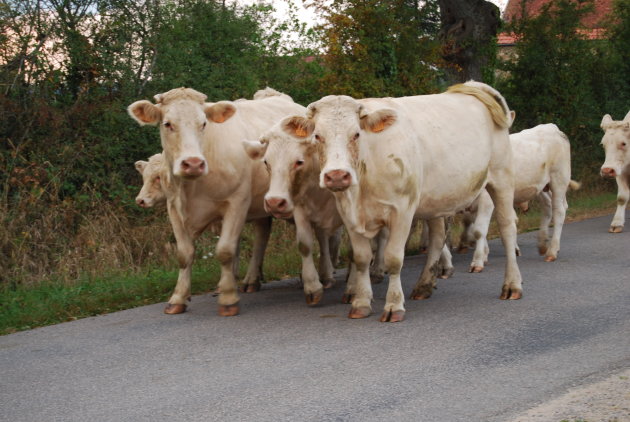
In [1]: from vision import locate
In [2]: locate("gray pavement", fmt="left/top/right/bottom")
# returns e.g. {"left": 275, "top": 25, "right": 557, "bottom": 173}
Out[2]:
{"left": 1, "top": 214, "right": 629, "bottom": 422}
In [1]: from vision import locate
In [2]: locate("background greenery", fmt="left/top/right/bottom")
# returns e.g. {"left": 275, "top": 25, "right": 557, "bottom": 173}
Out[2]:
{"left": 1, "top": 0, "right": 628, "bottom": 333}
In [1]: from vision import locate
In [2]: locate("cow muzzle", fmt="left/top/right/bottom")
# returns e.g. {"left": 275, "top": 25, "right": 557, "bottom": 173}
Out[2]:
{"left": 136, "top": 197, "right": 151, "bottom": 208}
{"left": 323, "top": 169, "right": 352, "bottom": 192}
{"left": 264, "top": 196, "right": 293, "bottom": 219}
{"left": 600, "top": 167, "right": 616, "bottom": 178}
{"left": 180, "top": 157, "right": 206, "bottom": 178}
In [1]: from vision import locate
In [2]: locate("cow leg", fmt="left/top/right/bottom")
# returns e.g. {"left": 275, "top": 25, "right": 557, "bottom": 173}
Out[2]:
{"left": 438, "top": 243, "right": 454, "bottom": 279}
{"left": 370, "top": 227, "right": 388, "bottom": 284}
{"left": 411, "top": 218, "right": 446, "bottom": 300}
{"left": 458, "top": 211, "right": 476, "bottom": 253}
{"left": 545, "top": 182, "right": 568, "bottom": 261}
{"left": 486, "top": 182, "right": 523, "bottom": 300}
{"left": 239, "top": 217, "right": 272, "bottom": 293}
{"left": 380, "top": 214, "right": 415, "bottom": 323}
{"left": 610, "top": 175, "right": 629, "bottom": 233}
{"left": 293, "top": 208, "right": 324, "bottom": 305}
{"left": 419, "top": 219, "right": 429, "bottom": 253}
{"left": 536, "top": 191, "right": 553, "bottom": 256}
{"left": 315, "top": 227, "right": 336, "bottom": 289}
{"left": 164, "top": 202, "right": 194, "bottom": 314}
{"left": 469, "top": 190, "right": 494, "bottom": 273}
{"left": 328, "top": 227, "right": 342, "bottom": 268}
{"left": 346, "top": 232, "right": 373, "bottom": 319}
{"left": 215, "top": 205, "right": 249, "bottom": 316}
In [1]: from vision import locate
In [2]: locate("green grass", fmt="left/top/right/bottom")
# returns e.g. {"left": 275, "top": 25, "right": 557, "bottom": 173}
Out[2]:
{"left": 0, "top": 190, "right": 622, "bottom": 336}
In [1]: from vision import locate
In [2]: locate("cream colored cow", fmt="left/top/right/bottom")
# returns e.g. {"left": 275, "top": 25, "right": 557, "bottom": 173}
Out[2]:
{"left": 280, "top": 81, "right": 522, "bottom": 322}
{"left": 600, "top": 112, "right": 630, "bottom": 233}
{"left": 243, "top": 118, "right": 345, "bottom": 305}
{"left": 128, "top": 88, "right": 304, "bottom": 316}
{"left": 133, "top": 152, "right": 267, "bottom": 286}
{"left": 466, "top": 124, "right": 579, "bottom": 271}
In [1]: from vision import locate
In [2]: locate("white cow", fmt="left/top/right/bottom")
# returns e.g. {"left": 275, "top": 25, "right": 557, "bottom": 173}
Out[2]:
{"left": 133, "top": 152, "right": 265, "bottom": 287}
{"left": 600, "top": 112, "right": 630, "bottom": 233}
{"left": 280, "top": 81, "right": 522, "bottom": 322}
{"left": 128, "top": 87, "right": 304, "bottom": 316}
{"left": 243, "top": 119, "right": 345, "bottom": 305}
{"left": 466, "top": 124, "right": 579, "bottom": 271}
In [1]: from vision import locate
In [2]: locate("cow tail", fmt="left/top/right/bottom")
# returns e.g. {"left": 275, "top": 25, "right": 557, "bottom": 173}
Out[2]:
{"left": 446, "top": 82, "right": 512, "bottom": 129}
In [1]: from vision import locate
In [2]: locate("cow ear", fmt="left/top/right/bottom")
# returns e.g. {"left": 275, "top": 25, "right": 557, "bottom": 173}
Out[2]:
{"left": 128, "top": 100, "right": 161, "bottom": 126}
{"left": 135, "top": 160, "right": 148, "bottom": 174}
{"left": 509, "top": 110, "right": 516, "bottom": 126}
{"left": 360, "top": 109, "right": 397, "bottom": 133}
{"left": 623, "top": 111, "right": 630, "bottom": 123}
{"left": 205, "top": 102, "right": 236, "bottom": 123}
{"left": 242, "top": 140, "right": 268, "bottom": 161}
{"left": 601, "top": 114, "right": 613, "bottom": 130}
{"left": 282, "top": 116, "right": 314, "bottom": 139}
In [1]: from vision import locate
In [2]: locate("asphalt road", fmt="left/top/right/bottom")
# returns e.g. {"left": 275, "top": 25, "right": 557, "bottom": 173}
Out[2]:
{"left": 1, "top": 214, "right": 628, "bottom": 422}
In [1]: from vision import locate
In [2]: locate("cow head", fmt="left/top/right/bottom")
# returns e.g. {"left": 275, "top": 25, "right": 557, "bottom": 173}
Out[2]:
{"left": 128, "top": 88, "right": 237, "bottom": 179}
{"left": 281, "top": 95, "right": 397, "bottom": 193}
{"left": 600, "top": 111, "right": 630, "bottom": 178}
{"left": 134, "top": 153, "right": 167, "bottom": 208}
{"left": 242, "top": 118, "right": 318, "bottom": 219}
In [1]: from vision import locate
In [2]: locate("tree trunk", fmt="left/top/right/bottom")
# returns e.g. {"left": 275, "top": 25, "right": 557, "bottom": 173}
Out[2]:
{"left": 437, "top": 0, "right": 500, "bottom": 84}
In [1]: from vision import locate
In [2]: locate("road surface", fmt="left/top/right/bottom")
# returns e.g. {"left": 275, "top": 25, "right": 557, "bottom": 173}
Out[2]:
{"left": 1, "top": 214, "right": 628, "bottom": 422}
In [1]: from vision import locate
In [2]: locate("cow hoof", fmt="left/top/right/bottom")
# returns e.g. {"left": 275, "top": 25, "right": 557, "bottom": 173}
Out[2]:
{"left": 217, "top": 304, "right": 239, "bottom": 317}
{"left": 348, "top": 307, "right": 371, "bottom": 319}
{"left": 439, "top": 268, "right": 454, "bottom": 279}
{"left": 211, "top": 288, "right": 221, "bottom": 297}
{"left": 538, "top": 246, "right": 548, "bottom": 256}
{"left": 305, "top": 290, "right": 323, "bottom": 306}
{"left": 164, "top": 303, "right": 187, "bottom": 314}
{"left": 321, "top": 279, "right": 335, "bottom": 289}
{"left": 410, "top": 287, "right": 432, "bottom": 300}
{"left": 499, "top": 287, "right": 522, "bottom": 300}
{"left": 516, "top": 248, "right": 522, "bottom": 257}
{"left": 469, "top": 266, "right": 484, "bottom": 273}
{"left": 341, "top": 293, "right": 354, "bottom": 304}
{"left": 609, "top": 226, "right": 623, "bottom": 233}
{"left": 544, "top": 255, "right": 557, "bottom": 262}
{"left": 239, "top": 282, "right": 261, "bottom": 293}
{"left": 457, "top": 246, "right": 469, "bottom": 254}
{"left": 379, "top": 310, "right": 405, "bottom": 323}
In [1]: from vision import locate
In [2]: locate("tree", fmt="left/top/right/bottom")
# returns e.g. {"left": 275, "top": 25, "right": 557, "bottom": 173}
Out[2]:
{"left": 309, "top": 0, "right": 443, "bottom": 98}
{"left": 437, "top": 0, "right": 501, "bottom": 83}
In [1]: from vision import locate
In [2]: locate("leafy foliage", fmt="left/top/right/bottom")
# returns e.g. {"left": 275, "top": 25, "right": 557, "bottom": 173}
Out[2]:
{"left": 497, "top": 0, "right": 630, "bottom": 176}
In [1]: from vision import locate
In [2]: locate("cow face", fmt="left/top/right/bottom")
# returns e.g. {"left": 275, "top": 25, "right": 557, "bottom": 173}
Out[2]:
{"left": 128, "top": 88, "right": 237, "bottom": 179}
{"left": 243, "top": 120, "right": 318, "bottom": 219}
{"left": 134, "top": 153, "right": 167, "bottom": 208}
{"left": 281, "top": 95, "right": 397, "bottom": 193}
{"left": 600, "top": 112, "right": 630, "bottom": 178}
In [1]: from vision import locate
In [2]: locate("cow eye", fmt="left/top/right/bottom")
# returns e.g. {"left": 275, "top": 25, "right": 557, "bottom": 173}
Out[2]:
{"left": 295, "top": 160, "right": 304, "bottom": 168}
{"left": 352, "top": 132, "right": 360, "bottom": 141}
{"left": 202, "top": 121, "right": 207, "bottom": 130}
{"left": 155, "top": 176, "right": 160, "bottom": 182}
{"left": 164, "top": 121, "right": 172, "bottom": 129}
{"left": 314, "top": 134, "right": 323, "bottom": 143}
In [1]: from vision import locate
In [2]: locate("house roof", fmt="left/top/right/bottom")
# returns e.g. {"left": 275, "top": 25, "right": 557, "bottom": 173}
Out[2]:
{"left": 499, "top": 0, "right": 612, "bottom": 46}
{"left": 503, "top": 0, "right": 614, "bottom": 28}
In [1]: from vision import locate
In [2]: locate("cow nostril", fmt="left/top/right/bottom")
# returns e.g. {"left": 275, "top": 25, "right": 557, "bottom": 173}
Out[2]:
{"left": 277, "top": 199, "right": 286, "bottom": 210}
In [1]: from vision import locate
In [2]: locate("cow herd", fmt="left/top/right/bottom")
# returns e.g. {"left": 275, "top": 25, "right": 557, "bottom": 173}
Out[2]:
{"left": 128, "top": 84, "right": 629, "bottom": 322}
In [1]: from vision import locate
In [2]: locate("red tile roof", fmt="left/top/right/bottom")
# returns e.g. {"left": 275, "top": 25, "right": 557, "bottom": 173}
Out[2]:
{"left": 503, "top": 0, "right": 613, "bottom": 28}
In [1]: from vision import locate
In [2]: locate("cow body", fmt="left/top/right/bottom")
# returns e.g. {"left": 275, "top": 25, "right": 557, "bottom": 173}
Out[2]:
{"left": 282, "top": 82, "right": 522, "bottom": 322}
{"left": 467, "top": 124, "right": 577, "bottom": 271}
{"left": 600, "top": 112, "right": 630, "bottom": 233}
{"left": 128, "top": 88, "right": 304, "bottom": 315}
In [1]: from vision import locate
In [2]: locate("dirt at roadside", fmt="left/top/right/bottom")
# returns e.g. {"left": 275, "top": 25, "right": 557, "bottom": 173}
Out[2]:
{"left": 510, "top": 367, "right": 630, "bottom": 422}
